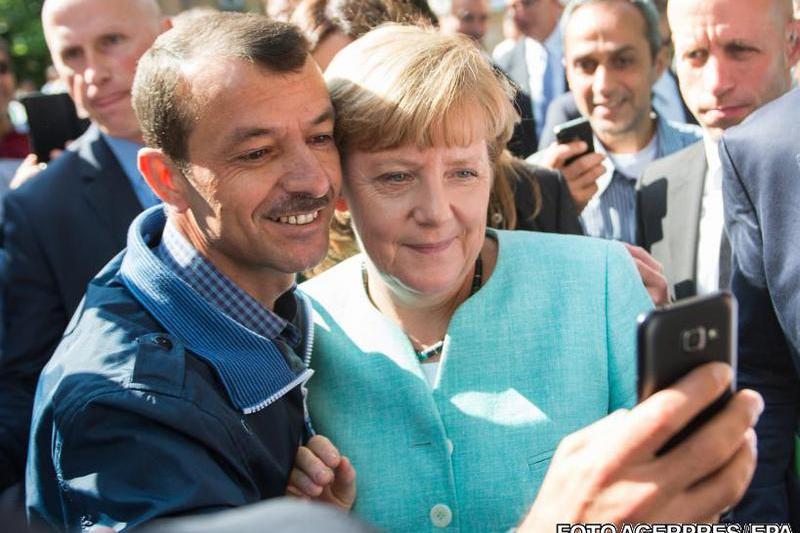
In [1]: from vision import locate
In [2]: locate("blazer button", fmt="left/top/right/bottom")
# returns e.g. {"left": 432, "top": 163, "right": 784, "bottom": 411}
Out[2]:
{"left": 430, "top": 503, "right": 452, "bottom": 528}
{"left": 154, "top": 336, "right": 173, "bottom": 350}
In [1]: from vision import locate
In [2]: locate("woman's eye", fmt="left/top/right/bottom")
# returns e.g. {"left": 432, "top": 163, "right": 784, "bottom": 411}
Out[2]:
{"left": 454, "top": 169, "right": 479, "bottom": 179}
{"left": 381, "top": 172, "right": 411, "bottom": 183}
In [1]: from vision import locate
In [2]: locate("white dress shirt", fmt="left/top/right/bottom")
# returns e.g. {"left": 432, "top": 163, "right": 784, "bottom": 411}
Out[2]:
{"left": 524, "top": 25, "right": 565, "bottom": 138}
{"left": 695, "top": 136, "right": 725, "bottom": 295}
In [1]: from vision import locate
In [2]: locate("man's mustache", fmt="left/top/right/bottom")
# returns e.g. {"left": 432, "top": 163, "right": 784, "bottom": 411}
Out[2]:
{"left": 265, "top": 190, "right": 332, "bottom": 218}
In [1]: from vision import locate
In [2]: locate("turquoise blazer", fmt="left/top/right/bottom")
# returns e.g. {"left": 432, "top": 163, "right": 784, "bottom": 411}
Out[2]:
{"left": 301, "top": 230, "right": 652, "bottom": 532}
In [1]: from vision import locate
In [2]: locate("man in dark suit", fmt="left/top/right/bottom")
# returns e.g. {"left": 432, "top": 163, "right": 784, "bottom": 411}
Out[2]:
{"left": 720, "top": 87, "right": 800, "bottom": 526}
{"left": 0, "top": 0, "right": 169, "bottom": 490}
{"left": 636, "top": 0, "right": 799, "bottom": 300}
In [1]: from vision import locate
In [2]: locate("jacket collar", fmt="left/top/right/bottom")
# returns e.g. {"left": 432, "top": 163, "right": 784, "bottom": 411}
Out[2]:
{"left": 119, "top": 206, "right": 312, "bottom": 414}
{"left": 77, "top": 124, "right": 144, "bottom": 249}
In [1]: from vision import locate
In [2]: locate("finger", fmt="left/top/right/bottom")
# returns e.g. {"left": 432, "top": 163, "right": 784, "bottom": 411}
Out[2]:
{"left": 295, "top": 446, "right": 335, "bottom": 485}
{"left": 624, "top": 363, "right": 735, "bottom": 458}
{"left": 331, "top": 456, "right": 357, "bottom": 504}
{"left": 625, "top": 244, "right": 663, "bottom": 272}
{"left": 288, "top": 467, "right": 325, "bottom": 497}
{"left": 544, "top": 141, "right": 588, "bottom": 168}
{"left": 663, "top": 428, "right": 756, "bottom": 522}
{"left": 659, "top": 390, "right": 762, "bottom": 489}
{"left": 286, "top": 484, "right": 306, "bottom": 498}
{"left": 306, "top": 434, "right": 341, "bottom": 469}
{"left": 49, "top": 148, "right": 64, "bottom": 160}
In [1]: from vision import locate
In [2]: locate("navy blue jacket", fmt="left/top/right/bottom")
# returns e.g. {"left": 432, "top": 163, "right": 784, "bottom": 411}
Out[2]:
{"left": 0, "top": 125, "right": 142, "bottom": 489}
{"left": 27, "top": 208, "right": 309, "bottom": 531}
{"left": 721, "top": 88, "right": 800, "bottom": 526}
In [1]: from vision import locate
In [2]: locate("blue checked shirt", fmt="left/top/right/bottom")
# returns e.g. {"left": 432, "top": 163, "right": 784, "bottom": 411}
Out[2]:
{"left": 157, "top": 219, "right": 301, "bottom": 347}
{"left": 580, "top": 117, "right": 700, "bottom": 243}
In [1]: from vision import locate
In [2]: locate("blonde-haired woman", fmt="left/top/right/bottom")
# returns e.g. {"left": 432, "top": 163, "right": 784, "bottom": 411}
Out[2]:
{"left": 299, "top": 25, "right": 652, "bottom": 531}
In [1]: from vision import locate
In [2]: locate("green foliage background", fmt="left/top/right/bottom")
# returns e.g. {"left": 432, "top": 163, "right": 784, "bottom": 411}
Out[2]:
{"left": 0, "top": 0, "right": 48, "bottom": 86}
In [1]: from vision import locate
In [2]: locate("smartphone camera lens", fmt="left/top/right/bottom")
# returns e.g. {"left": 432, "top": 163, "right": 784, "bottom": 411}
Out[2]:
{"left": 682, "top": 327, "right": 707, "bottom": 352}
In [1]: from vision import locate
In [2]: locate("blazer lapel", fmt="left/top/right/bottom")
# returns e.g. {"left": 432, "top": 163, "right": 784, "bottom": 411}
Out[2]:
{"left": 78, "top": 125, "right": 143, "bottom": 248}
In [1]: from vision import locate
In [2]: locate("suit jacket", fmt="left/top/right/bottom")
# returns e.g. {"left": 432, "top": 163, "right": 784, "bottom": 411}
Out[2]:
{"left": 637, "top": 141, "right": 707, "bottom": 299}
{"left": 720, "top": 88, "right": 800, "bottom": 526}
{"left": 0, "top": 124, "right": 142, "bottom": 489}
{"left": 496, "top": 38, "right": 569, "bottom": 154}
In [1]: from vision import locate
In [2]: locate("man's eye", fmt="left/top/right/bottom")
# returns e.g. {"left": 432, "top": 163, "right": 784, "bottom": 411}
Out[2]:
{"left": 613, "top": 56, "right": 634, "bottom": 69}
{"left": 101, "top": 34, "right": 125, "bottom": 47}
{"left": 686, "top": 49, "right": 708, "bottom": 62}
{"left": 575, "top": 59, "right": 597, "bottom": 73}
{"left": 310, "top": 134, "right": 334, "bottom": 146}
{"left": 381, "top": 172, "right": 411, "bottom": 183}
{"left": 239, "top": 148, "right": 270, "bottom": 161}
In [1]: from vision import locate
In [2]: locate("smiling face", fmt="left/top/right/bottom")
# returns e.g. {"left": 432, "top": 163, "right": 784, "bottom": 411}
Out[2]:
{"left": 170, "top": 57, "right": 341, "bottom": 290}
{"left": 565, "top": 0, "right": 665, "bottom": 152}
{"left": 42, "top": 0, "right": 167, "bottom": 142}
{"left": 669, "top": 0, "right": 798, "bottom": 139}
{"left": 342, "top": 136, "right": 492, "bottom": 300}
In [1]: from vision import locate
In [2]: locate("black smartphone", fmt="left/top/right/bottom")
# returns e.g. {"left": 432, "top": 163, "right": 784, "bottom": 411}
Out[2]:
{"left": 554, "top": 116, "right": 594, "bottom": 165}
{"left": 20, "top": 92, "right": 90, "bottom": 163}
{"left": 637, "top": 291, "right": 737, "bottom": 454}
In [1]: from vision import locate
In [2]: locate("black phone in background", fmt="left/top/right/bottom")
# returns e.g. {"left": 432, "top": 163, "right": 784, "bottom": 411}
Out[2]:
{"left": 554, "top": 116, "right": 595, "bottom": 166}
{"left": 637, "top": 291, "right": 737, "bottom": 455}
{"left": 20, "top": 92, "right": 90, "bottom": 163}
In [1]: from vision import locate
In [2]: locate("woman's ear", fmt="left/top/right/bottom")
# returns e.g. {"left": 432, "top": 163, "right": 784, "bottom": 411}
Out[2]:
{"left": 138, "top": 148, "right": 191, "bottom": 212}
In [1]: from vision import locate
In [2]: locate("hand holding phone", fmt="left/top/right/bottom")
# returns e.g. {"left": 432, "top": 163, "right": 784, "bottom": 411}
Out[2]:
{"left": 20, "top": 92, "right": 89, "bottom": 163}
{"left": 554, "top": 116, "right": 595, "bottom": 165}
{"left": 638, "top": 291, "right": 737, "bottom": 454}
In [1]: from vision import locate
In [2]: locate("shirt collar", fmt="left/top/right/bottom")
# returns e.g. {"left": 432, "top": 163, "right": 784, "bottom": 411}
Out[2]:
{"left": 101, "top": 133, "right": 161, "bottom": 209}
{"left": 592, "top": 115, "right": 659, "bottom": 196}
{"left": 119, "top": 206, "right": 312, "bottom": 413}
{"left": 157, "top": 217, "right": 300, "bottom": 346}
{"left": 703, "top": 133, "right": 723, "bottom": 193}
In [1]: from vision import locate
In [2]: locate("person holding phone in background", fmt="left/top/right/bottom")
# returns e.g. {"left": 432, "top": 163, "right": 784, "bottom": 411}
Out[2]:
{"left": 532, "top": 0, "right": 699, "bottom": 245}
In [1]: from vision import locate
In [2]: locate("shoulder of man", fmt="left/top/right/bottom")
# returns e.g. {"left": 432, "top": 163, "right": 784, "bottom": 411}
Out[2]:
{"left": 35, "top": 253, "right": 191, "bottom": 424}
{"left": 3, "top": 125, "right": 105, "bottom": 211}
{"left": 659, "top": 118, "right": 702, "bottom": 153}
{"left": 640, "top": 139, "right": 705, "bottom": 186}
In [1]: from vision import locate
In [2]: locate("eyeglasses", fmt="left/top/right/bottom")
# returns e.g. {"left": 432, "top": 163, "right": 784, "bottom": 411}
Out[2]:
{"left": 0, "top": 62, "right": 9, "bottom": 75}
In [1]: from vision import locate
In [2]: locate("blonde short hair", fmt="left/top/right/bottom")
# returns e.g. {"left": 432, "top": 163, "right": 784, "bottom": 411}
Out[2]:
{"left": 325, "top": 24, "right": 517, "bottom": 160}
{"left": 306, "top": 24, "right": 535, "bottom": 277}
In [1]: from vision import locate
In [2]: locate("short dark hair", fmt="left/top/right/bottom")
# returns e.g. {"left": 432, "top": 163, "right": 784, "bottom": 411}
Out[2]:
{"left": 563, "top": 0, "right": 662, "bottom": 59}
{"left": 132, "top": 12, "right": 309, "bottom": 169}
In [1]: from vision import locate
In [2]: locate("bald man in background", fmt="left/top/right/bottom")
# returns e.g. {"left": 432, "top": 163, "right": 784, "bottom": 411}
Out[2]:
{"left": 0, "top": 0, "right": 169, "bottom": 492}
{"left": 637, "top": 0, "right": 800, "bottom": 523}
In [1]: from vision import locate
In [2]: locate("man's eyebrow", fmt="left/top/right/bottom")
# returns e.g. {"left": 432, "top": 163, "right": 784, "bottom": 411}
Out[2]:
{"left": 226, "top": 127, "right": 275, "bottom": 147}
{"left": 311, "top": 107, "right": 335, "bottom": 126}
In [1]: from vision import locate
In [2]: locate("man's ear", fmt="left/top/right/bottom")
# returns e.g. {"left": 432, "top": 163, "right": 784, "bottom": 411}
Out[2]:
{"left": 138, "top": 147, "right": 190, "bottom": 212}
{"left": 653, "top": 46, "right": 669, "bottom": 82}
{"left": 787, "top": 21, "right": 800, "bottom": 65}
